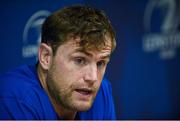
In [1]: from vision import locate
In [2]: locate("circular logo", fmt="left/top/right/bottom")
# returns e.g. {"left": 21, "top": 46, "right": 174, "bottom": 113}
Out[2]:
{"left": 143, "top": 0, "right": 180, "bottom": 59}
{"left": 22, "top": 10, "right": 51, "bottom": 59}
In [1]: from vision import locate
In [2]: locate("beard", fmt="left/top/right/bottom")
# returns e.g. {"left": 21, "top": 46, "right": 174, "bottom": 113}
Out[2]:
{"left": 46, "top": 72, "right": 75, "bottom": 111}
{"left": 46, "top": 69, "right": 98, "bottom": 112}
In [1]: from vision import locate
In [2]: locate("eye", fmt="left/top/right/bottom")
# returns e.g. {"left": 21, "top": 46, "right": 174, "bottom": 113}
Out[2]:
{"left": 97, "top": 60, "right": 106, "bottom": 69}
{"left": 74, "top": 57, "right": 86, "bottom": 65}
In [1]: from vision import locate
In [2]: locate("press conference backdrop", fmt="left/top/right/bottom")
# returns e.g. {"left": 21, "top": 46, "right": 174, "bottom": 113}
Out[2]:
{"left": 0, "top": 0, "right": 180, "bottom": 119}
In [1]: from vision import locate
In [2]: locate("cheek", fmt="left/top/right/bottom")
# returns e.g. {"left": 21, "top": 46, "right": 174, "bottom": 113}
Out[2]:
{"left": 58, "top": 59, "right": 85, "bottom": 81}
{"left": 98, "top": 69, "right": 105, "bottom": 80}
{"left": 51, "top": 59, "right": 83, "bottom": 88}
{"left": 96, "top": 70, "right": 106, "bottom": 87}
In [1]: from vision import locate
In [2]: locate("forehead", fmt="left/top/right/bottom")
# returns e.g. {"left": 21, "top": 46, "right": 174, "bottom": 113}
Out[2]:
{"left": 57, "top": 36, "right": 112, "bottom": 58}
{"left": 67, "top": 36, "right": 112, "bottom": 50}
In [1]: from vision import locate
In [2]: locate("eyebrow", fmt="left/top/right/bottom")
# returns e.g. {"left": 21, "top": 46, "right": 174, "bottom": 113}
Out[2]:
{"left": 100, "top": 55, "right": 111, "bottom": 60}
{"left": 74, "top": 48, "right": 111, "bottom": 60}
{"left": 75, "top": 48, "right": 93, "bottom": 57}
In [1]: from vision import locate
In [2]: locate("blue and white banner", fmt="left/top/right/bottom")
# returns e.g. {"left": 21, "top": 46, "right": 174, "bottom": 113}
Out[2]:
{"left": 0, "top": 0, "right": 180, "bottom": 119}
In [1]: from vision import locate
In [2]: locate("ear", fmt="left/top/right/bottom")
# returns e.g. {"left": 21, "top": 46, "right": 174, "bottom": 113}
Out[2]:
{"left": 38, "top": 43, "right": 53, "bottom": 70}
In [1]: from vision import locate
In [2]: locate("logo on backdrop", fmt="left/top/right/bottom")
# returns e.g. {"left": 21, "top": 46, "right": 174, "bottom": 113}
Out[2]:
{"left": 22, "top": 10, "right": 51, "bottom": 59}
{"left": 143, "top": 0, "right": 180, "bottom": 59}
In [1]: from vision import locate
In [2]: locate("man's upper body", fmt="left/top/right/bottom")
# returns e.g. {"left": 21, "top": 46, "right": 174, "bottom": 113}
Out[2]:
{"left": 0, "top": 5, "right": 116, "bottom": 119}
{"left": 0, "top": 64, "right": 116, "bottom": 119}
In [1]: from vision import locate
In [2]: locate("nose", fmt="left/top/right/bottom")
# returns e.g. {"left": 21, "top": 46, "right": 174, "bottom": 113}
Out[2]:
{"left": 84, "top": 64, "right": 98, "bottom": 84}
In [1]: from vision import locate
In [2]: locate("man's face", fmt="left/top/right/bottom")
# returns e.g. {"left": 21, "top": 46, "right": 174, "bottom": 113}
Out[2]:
{"left": 46, "top": 37, "right": 112, "bottom": 111}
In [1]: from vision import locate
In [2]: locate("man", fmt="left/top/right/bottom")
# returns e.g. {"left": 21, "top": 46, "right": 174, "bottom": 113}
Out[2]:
{"left": 0, "top": 5, "right": 116, "bottom": 119}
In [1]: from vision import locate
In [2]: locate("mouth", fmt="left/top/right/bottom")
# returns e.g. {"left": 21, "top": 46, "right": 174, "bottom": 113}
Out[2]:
{"left": 75, "top": 88, "right": 93, "bottom": 95}
{"left": 75, "top": 88, "right": 94, "bottom": 100}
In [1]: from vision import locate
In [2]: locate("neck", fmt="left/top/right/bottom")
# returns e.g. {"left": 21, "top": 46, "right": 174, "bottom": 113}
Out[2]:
{"left": 37, "top": 64, "right": 77, "bottom": 119}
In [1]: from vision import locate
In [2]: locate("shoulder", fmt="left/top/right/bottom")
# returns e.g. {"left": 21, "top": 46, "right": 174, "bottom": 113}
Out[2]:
{"left": 95, "top": 78, "right": 113, "bottom": 104}
{"left": 0, "top": 65, "right": 39, "bottom": 98}
{"left": 93, "top": 78, "right": 115, "bottom": 112}
{"left": 0, "top": 65, "right": 42, "bottom": 109}
{"left": 0, "top": 65, "right": 56, "bottom": 119}
{"left": 100, "top": 77, "right": 113, "bottom": 94}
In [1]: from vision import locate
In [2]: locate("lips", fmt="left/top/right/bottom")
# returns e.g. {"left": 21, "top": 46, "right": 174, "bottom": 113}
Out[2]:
{"left": 75, "top": 88, "right": 93, "bottom": 95}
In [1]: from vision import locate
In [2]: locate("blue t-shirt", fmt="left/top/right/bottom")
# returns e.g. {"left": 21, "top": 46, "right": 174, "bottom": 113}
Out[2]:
{"left": 0, "top": 64, "right": 116, "bottom": 120}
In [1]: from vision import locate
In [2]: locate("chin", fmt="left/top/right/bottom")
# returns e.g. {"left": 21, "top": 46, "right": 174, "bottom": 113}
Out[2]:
{"left": 74, "top": 101, "right": 93, "bottom": 111}
{"left": 77, "top": 105, "right": 92, "bottom": 111}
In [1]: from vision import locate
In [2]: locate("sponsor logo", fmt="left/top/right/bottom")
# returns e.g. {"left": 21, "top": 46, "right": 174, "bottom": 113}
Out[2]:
{"left": 22, "top": 10, "right": 51, "bottom": 59}
{"left": 143, "top": 0, "right": 180, "bottom": 59}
